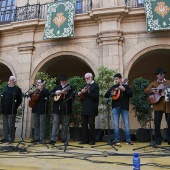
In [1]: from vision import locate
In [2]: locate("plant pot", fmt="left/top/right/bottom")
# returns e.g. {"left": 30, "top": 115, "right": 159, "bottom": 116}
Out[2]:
{"left": 136, "top": 128, "right": 152, "bottom": 142}
{"left": 69, "top": 127, "right": 82, "bottom": 141}
{"left": 103, "top": 128, "right": 126, "bottom": 142}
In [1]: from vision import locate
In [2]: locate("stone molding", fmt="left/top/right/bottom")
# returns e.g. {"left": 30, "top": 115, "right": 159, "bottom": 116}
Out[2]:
{"left": 17, "top": 46, "right": 35, "bottom": 54}
{"left": 97, "top": 30, "right": 123, "bottom": 45}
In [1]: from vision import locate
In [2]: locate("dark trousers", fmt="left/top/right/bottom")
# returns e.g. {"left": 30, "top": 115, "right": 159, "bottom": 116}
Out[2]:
{"left": 2, "top": 114, "right": 16, "bottom": 141}
{"left": 81, "top": 114, "right": 95, "bottom": 142}
{"left": 154, "top": 111, "right": 170, "bottom": 142}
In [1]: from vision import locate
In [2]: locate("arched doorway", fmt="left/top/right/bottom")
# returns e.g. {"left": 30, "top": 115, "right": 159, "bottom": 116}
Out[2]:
{"left": 128, "top": 49, "right": 170, "bottom": 86}
{"left": 35, "top": 55, "right": 94, "bottom": 81}
{"left": 0, "top": 63, "right": 13, "bottom": 82}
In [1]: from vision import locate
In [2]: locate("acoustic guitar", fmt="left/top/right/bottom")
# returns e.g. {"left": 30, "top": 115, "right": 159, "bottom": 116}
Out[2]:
{"left": 54, "top": 85, "right": 71, "bottom": 101}
{"left": 148, "top": 84, "right": 170, "bottom": 104}
{"left": 29, "top": 89, "right": 40, "bottom": 108}
{"left": 111, "top": 78, "right": 128, "bottom": 100}
{"left": 79, "top": 83, "right": 90, "bottom": 101}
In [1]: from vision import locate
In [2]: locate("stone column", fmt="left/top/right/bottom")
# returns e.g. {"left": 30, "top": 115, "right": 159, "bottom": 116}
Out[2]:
{"left": 17, "top": 46, "right": 35, "bottom": 139}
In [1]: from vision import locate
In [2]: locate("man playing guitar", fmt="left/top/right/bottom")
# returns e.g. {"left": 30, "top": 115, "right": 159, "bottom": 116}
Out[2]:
{"left": 105, "top": 73, "right": 133, "bottom": 145}
{"left": 49, "top": 75, "right": 75, "bottom": 144}
{"left": 29, "top": 79, "right": 50, "bottom": 144}
{"left": 145, "top": 68, "right": 170, "bottom": 145}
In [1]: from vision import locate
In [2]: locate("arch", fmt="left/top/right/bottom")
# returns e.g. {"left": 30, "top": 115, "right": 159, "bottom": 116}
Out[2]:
{"left": 123, "top": 37, "right": 170, "bottom": 78}
{"left": 0, "top": 52, "right": 17, "bottom": 77}
{"left": 31, "top": 44, "right": 100, "bottom": 83}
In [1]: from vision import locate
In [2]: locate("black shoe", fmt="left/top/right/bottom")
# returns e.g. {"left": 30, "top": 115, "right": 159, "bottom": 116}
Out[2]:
{"left": 78, "top": 140, "right": 89, "bottom": 144}
{"left": 155, "top": 141, "right": 162, "bottom": 145}
{"left": 49, "top": 140, "right": 56, "bottom": 144}
{"left": 8, "top": 139, "right": 14, "bottom": 143}
{"left": 0, "top": 138, "right": 8, "bottom": 143}
{"left": 31, "top": 139, "right": 40, "bottom": 143}
{"left": 40, "top": 140, "right": 45, "bottom": 144}
{"left": 89, "top": 140, "right": 95, "bottom": 145}
{"left": 61, "top": 139, "right": 66, "bottom": 143}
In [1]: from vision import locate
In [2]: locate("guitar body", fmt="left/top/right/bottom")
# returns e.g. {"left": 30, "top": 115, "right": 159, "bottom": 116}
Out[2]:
{"left": 112, "top": 89, "right": 121, "bottom": 100}
{"left": 111, "top": 78, "right": 128, "bottom": 101}
{"left": 53, "top": 86, "right": 71, "bottom": 102}
{"left": 29, "top": 92, "right": 40, "bottom": 108}
{"left": 148, "top": 84, "right": 166, "bottom": 104}
{"left": 78, "top": 83, "right": 90, "bottom": 101}
{"left": 79, "top": 93, "right": 86, "bottom": 101}
{"left": 54, "top": 92, "right": 64, "bottom": 101}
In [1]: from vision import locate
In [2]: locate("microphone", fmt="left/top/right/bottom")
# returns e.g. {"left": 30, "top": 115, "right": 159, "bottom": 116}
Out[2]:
{"left": 32, "top": 84, "right": 36, "bottom": 87}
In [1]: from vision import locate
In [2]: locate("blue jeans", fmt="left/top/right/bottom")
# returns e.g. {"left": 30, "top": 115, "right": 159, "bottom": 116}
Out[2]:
{"left": 112, "top": 108, "right": 131, "bottom": 142}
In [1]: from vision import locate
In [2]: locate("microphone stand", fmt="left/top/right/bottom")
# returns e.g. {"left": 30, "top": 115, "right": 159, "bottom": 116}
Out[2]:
{"left": 52, "top": 92, "right": 83, "bottom": 152}
{"left": 16, "top": 85, "right": 35, "bottom": 148}
{"left": 91, "top": 98, "right": 118, "bottom": 151}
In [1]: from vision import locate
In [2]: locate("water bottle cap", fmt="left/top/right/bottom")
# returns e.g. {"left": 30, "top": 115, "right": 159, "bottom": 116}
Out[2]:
{"left": 134, "top": 153, "right": 138, "bottom": 157}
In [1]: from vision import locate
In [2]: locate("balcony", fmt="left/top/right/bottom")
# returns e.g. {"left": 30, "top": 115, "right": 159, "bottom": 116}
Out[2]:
{"left": 0, "top": 0, "right": 144, "bottom": 25}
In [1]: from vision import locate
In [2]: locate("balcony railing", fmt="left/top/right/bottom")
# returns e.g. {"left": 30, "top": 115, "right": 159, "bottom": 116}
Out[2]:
{"left": 0, "top": 0, "right": 144, "bottom": 25}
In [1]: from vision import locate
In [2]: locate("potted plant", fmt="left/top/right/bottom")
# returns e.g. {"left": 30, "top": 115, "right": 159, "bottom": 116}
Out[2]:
{"left": 95, "top": 66, "right": 116, "bottom": 141}
{"left": 68, "top": 76, "right": 84, "bottom": 141}
{"left": 130, "top": 77, "right": 153, "bottom": 142}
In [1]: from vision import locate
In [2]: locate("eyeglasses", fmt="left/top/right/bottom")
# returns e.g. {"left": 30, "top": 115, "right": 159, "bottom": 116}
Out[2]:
{"left": 84, "top": 77, "right": 90, "bottom": 80}
{"left": 37, "top": 81, "right": 41, "bottom": 83}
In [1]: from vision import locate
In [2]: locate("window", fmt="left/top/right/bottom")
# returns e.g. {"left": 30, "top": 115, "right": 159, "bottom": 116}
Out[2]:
{"left": 137, "top": 0, "right": 144, "bottom": 7}
{"left": 0, "top": 0, "right": 16, "bottom": 11}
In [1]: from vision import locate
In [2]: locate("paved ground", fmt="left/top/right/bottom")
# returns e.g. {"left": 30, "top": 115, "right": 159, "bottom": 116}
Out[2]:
{"left": 0, "top": 140, "right": 170, "bottom": 170}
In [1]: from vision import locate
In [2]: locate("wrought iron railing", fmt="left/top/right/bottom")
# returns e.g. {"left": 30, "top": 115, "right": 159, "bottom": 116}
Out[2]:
{"left": 0, "top": 0, "right": 144, "bottom": 25}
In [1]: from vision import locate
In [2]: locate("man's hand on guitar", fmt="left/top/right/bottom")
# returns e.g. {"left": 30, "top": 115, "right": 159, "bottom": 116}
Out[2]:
{"left": 119, "top": 86, "right": 125, "bottom": 91}
{"left": 62, "top": 89, "right": 67, "bottom": 95}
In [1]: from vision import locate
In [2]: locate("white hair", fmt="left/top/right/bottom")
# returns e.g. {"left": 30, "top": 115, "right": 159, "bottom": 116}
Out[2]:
{"left": 9, "top": 76, "right": 17, "bottom": 82}
{"left": 85, "top": 73, "right": 93, "bottom": 78}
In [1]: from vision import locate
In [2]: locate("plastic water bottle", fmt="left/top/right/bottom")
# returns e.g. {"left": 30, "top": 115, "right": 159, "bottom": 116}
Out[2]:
{"left": 133, "top": 153, "right": 140, "bottom": 170}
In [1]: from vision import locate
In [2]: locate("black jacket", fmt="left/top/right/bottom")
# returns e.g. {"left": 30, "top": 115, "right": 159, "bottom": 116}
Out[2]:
{"left": 1, "top": 85, "right": 22, "bottom": 114}
{"left": 105, "top": 84, "right": 133, "bottom": 111}
{"left": 32, "top": 88, "right": 50, "bottom": 114}
{"left": 81, "top": 82, "right": 99, "bottom": 116}
{"left": 51, "top": 84, "right": 75, "bottom": 115}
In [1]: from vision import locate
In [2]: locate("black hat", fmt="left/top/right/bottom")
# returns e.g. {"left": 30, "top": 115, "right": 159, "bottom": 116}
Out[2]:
{"left": 58, "top": 75, "right": 67, "bottom": 81}
{"left": 154, "top": 68, "right": 166, "bottom": 75}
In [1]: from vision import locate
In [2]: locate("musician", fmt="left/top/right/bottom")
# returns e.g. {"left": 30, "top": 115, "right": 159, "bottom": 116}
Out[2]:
{"left": 29, "top": 79, "right": 50, "bottom": 144}
{"left": 105, "top": 73, "right": 133, "bottom": 145}
{"left": 145, "top": 68, "right": 170, "bottom": 145}
{"left": 78, "top": 73, "right": 99, "bottom": 145}
{"left": 49, "top": 75, "right": 75, "bottom": 144}
{"left": 0, "top": 76, "right": 22, "bottom": 143}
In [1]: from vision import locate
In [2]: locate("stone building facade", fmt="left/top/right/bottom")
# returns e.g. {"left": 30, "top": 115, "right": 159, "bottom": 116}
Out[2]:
{"left": 0, "top": 0, "right": 169, "bottom": 138}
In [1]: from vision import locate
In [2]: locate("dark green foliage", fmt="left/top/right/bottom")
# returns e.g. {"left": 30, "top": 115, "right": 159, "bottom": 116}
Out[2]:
{"left": 95, "top": 66, "right": 116, "bottom": 129}
{"left": 68, "top": 76, "right": 84, "bottom": 127}
{"left": 131, "top": 77, "right": 153, "bottom": 127}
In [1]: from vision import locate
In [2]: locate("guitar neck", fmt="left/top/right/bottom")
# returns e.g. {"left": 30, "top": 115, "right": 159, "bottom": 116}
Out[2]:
{"left": 162, "top": 84, "right": 170, "bottom": 91}
{"left": 120, "top": 78, "right": 128, "bottom": 86}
